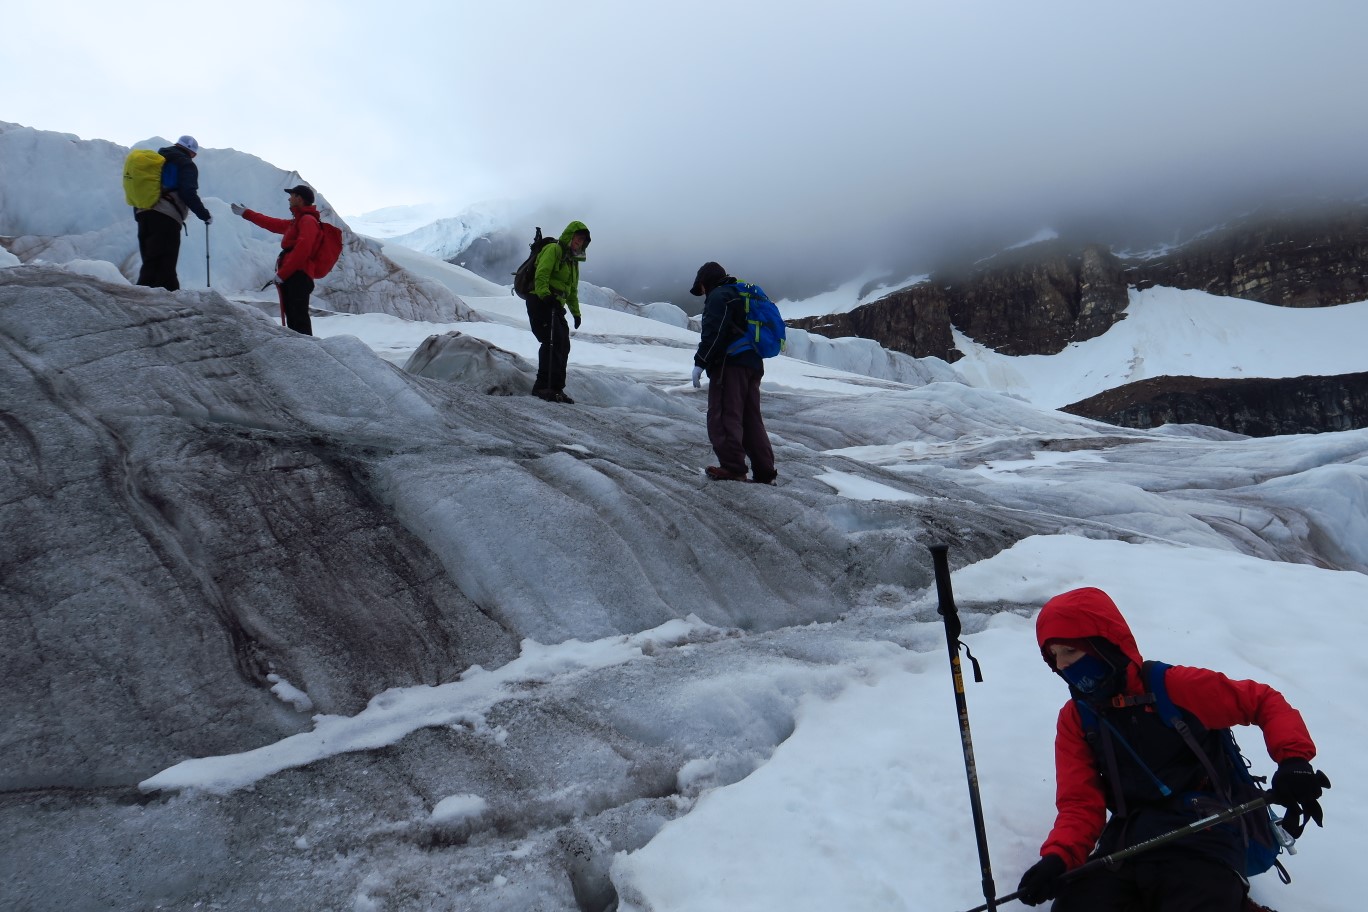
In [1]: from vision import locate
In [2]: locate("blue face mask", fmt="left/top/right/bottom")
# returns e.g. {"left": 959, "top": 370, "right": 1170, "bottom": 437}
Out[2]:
{"left": 1059, "top": 652, "right": 1116, "bottom": 695}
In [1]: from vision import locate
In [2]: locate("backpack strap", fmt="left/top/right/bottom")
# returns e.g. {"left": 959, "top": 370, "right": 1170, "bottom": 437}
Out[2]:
{"left": 1140, "top": 662, "right": 1179, "bottom": 723}
{"left": 1143, "top": 661, "right": 1231, "bottom": 798}
{"left": 1074, "top": 661, "right": 1198, "bottom": 806}
{"left": 1081, "top": 705, "right": 1129, "bottom": 817}
{"left": 1150, "top": 661, "right": 1274, "bottom": 868}
{"left": 724, "top": 283, "right": 753, "bottom": 352}
{"left": 1077, "top": 698, "right": 1176, "bottom": 801}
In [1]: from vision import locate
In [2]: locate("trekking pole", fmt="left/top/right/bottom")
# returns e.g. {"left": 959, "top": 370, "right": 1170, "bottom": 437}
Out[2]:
{"left": 205, "top": 221, "right": 211, "bottom": 287}
{"left": 930, "top": 544, "right": 996, "bottom": 911}
{"left": 957, "top": 797, "right": 1272, "bottom": 912}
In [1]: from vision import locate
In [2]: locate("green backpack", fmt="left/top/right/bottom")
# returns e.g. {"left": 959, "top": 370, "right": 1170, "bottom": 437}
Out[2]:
{"left": 122, "top": 149, "right": 166, "bottom": 209}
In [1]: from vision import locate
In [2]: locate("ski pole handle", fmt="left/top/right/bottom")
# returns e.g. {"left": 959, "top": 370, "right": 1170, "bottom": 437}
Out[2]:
{"left": 929, "top": 544, "right": 959, "bottom": 638}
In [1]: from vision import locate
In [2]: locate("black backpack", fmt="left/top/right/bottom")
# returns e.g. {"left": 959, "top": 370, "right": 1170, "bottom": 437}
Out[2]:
{"left": 512, "top": 227, "right": 560, "bottom": 300}
{"left": 1075, "top": 661, "right": 1290, "bottom": 882}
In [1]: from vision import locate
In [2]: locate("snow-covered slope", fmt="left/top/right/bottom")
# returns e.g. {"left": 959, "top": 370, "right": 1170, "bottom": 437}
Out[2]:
{"left": 953, "top": 285, "right": 1368, "bottom": 409}
{"left": 778, "top": 269, "right": 931, "bottom": 321}
{"left": 0, "top": 122, "right": 478, "bottom": 322}
{"left": 5, "top": 261, "right": 1365, "bottom": 912}
{"left": 374, "top": 201, "right": 521, "bottom": 261}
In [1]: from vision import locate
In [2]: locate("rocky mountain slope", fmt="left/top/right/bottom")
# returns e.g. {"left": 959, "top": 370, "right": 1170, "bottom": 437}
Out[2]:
{"left": 790, "top": 205, "right": 1368, "bottom": 434}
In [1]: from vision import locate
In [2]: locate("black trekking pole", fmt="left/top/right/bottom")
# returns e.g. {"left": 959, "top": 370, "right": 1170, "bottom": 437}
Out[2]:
{"left": 930, "top": 544, "right": 997, "bottom": 911}
{"left": 958, "top": 796, "right": 1273, "bottom": 912}
{"left": 205, "top": 221, "right": 211, "bottom": 287}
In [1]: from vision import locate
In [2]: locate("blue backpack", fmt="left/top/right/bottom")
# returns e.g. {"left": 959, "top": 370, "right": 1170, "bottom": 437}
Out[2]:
{"left": 1074, "top": 661, "right": 1289, "bottom": 881}
{"left": 725, "top": 283, "right": 786, "bottom": 358}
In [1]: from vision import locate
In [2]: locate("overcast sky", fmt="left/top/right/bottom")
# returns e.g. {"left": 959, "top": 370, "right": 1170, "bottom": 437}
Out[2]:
{"left": 9, "top": 0, "right": 1368, "bottom": 301}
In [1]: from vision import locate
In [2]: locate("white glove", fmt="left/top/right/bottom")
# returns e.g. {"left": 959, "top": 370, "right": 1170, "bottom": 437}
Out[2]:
{"left": 691, "top": 366, "right": 703, "bottom": 389}
{"left": 231, "top": 202, "right": 247, "bottom": 217}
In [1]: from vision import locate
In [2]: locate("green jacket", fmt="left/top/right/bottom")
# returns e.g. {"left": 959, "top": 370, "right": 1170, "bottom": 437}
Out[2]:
{"left": 532, "top": 220, "right": 590, "bottom": 318}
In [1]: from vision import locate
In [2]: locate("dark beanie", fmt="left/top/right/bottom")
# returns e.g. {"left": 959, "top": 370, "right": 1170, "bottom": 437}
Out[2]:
{"left": 690, "top": 261, "right": 727, "bottom": 297}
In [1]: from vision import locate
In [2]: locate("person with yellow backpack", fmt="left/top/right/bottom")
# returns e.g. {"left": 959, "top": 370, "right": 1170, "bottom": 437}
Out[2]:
{"left": 123, "top": 135, "right": 212, "bottom": 291}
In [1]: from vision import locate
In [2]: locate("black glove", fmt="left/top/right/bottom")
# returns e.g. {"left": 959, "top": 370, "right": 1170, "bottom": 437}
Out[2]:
{"left": 1017, "top": 854, "right": 1067, "bottom": 906}
{"left": 1270, "top": 758, "right": 1331, "bottom": 837}
{"left": 573, "top": 312, "right": 582, "bottom": 329}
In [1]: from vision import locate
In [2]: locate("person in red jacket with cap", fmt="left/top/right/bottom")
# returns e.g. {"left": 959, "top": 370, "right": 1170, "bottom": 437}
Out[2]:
{"left": 1017, "top": 587, "right": 1330, "bottom": 911}
{"left": 231, "top": 185, "right": 324, "bottom": 335}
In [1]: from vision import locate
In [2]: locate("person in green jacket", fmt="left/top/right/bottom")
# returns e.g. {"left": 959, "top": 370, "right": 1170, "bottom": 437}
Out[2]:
{"left": 527, "top": 220, "right": 591, "bottom": 403}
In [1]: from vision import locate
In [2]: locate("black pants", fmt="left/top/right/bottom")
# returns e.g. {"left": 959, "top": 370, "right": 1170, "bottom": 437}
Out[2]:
{"left": 278, "top": 272, "right": 315, "bottom": 336}
{"left": 525, "top": 296, "right": 569, "bottom": 391}
{"left": 1052, "top": 855, "right": 1245, "bottom": 912}
{"left": 135, "top": 210, "right": 183, "bottom": 290}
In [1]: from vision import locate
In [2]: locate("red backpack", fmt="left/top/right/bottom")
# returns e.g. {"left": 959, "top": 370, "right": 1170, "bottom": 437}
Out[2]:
{"left": 306, "top": 220, "right": 344, "bottom": 279}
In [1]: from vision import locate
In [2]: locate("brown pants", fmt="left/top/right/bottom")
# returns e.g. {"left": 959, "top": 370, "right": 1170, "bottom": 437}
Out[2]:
{"left": 706, "top": 361, "right": 775, "bottom": 480}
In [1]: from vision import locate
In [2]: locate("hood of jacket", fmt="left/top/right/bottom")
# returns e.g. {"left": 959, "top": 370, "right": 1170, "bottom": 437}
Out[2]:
{"left": 558, "top": 220, "right": 590, "bottom": 258}
{"left": 1035, "top": 587, "right": 1144, "bottom": 671}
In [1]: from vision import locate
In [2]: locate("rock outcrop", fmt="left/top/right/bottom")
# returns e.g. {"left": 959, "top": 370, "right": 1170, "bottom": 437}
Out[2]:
{"left": 1062, "top": 372, "right": 1368, "bottom": 437}
{"left": 1128, "top": 207, "right": 1368, "bottom": 308}
{"left": 791, "top": 243, "right": 1131, "bottom": 360}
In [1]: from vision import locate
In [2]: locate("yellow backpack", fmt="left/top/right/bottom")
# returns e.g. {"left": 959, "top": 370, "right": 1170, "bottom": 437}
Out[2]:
{"left": 122, "top": 149, "right": 166, "bottom": 209}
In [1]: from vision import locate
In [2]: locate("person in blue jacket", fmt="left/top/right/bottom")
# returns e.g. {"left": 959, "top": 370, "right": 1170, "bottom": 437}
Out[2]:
{"left": 134, "top": 135, "right": 212, "bottom": 291}
{"left": 690, "top": 261, "right": 777, "bottom": 483}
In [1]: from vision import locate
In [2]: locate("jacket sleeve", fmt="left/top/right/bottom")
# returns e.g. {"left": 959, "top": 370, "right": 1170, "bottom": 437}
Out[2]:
{"left": 1164, "top": 665, "right": 1316, "bottom": 763}
{"left": 277, "top": 215, "right": 320, "bottom": 279}
{"left": 565, "top": 262, "right": 580, "bottom": 318}
{"left": 242, "top": 209, "right": 292, "bottom": 235}
{"left": 176, "top": 161, "right": 212, "bottom": 222}
{"left": 1040, "top": 702, "right": 1108, "bottom": 869}
{"left": 694, "top": 288, "right": 740, "bottom": 368}
{"left": 532, "top": 243, "right": 561, "bottom": 300}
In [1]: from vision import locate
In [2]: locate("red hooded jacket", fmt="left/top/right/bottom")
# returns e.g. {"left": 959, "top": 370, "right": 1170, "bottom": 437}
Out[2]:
{"left": 1035, "top": 587, "right": 1316, "bottom": 869}
{"left": 243, "top": 203, "right": 322, "bottom": 280}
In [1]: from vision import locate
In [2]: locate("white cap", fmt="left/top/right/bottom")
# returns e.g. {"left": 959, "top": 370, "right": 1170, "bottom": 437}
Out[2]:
{"left": 176, "top": 135, "right": 199, "bottom": 154}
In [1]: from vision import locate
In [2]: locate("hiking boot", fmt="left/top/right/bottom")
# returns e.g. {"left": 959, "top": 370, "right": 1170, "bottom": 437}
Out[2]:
{"left": 705, "top": 465, "right": 747, "bottom": 481}
{"left": 751, "top": 469, "right": 778, "bottom": 485}
{"left": 532, "top": 388, "right": 558, "bottom": 401}
{"left": 553, "top": 391, "right": 575, "bottom": 404}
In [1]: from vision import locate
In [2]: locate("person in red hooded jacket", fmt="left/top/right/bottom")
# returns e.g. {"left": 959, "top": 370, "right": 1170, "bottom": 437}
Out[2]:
{"left": 1017, "top": 587, "right": 1330, "bottom": 911}
{"left": 231, "top": 185, "right": 324, "bottom": 335}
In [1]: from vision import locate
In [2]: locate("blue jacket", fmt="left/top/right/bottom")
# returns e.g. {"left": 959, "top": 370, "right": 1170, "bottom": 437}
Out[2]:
{"left": 150, "top": 144, "right": 211, "bottom": 225}
{"left": 694, "top": 280, "right": 764, "bottom": 374}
